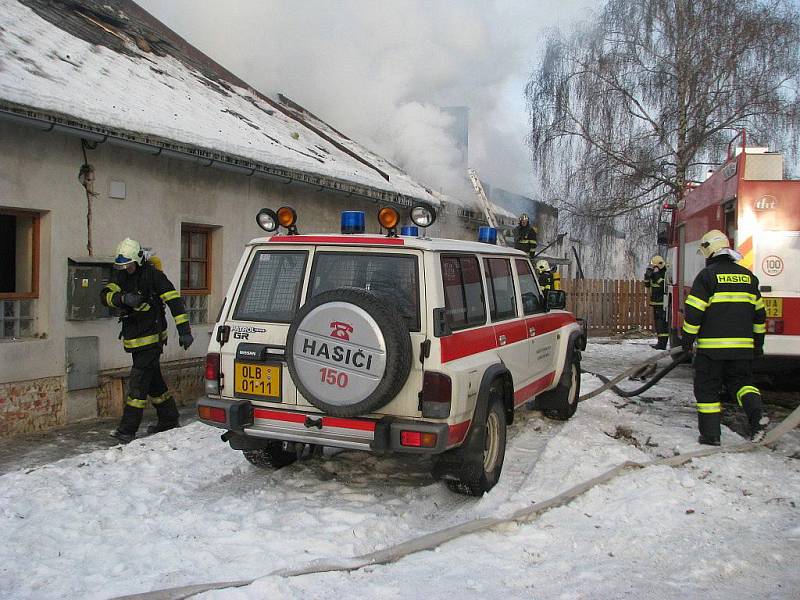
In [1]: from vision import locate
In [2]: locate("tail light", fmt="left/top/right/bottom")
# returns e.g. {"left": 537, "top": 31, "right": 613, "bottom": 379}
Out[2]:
{"left": 400, "top": 430, "right": 438, "bottom": 448}
{"left": 420, "top": 372, "right": 451, "bottom": 418}
{"left": 198, "top": 405, "right": 227, "bottom": 424}
{"left": 766, "top": 318, "right": 784, "bottom": 334}
{"left": 205, "top": 353, "right": 221, "bottom": 395}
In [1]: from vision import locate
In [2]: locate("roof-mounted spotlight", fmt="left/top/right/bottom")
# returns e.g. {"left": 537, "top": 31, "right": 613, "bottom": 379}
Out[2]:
{"left": 256, "top": 208, "right": 279, "bottom": 232}
{"left": 410, "top": 202, "right": 437, "bottom": 228}
{"left": 378, "top": 207, "right": 400, "bottom": 237}
{"left": 277, "top": 206, "right": 299, "bottom": 235}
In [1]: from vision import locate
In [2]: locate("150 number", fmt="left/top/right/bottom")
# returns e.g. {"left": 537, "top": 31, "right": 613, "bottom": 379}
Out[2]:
{"left": 320, "top": 367, "right": 349, "bottom": 388}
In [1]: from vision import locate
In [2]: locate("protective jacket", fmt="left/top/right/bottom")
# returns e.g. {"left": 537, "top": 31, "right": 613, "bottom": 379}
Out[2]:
{"left": 537, "top": 270, "right": 554, "bottom": 291}
{"left": 643, "top": 267, "right": 665, "bottom": 307}
{"left": 514, "top": 225, "right": 538, "bottom": 257}
{"left": 101, "top": 262, "right": 190, "bottom": 352}
{"left": 681, "top": 254, "right": 766, "bottom": 359}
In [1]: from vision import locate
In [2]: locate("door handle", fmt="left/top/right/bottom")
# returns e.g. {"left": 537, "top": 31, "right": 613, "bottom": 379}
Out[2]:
{"left": 528, "top": 327, "right": 536, "bottom": 337}
{"left": 498, "top": 334, "right": 507, "bottom": 346}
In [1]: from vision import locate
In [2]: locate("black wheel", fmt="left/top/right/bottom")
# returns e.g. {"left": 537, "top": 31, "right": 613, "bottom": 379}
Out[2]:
{"left": 436, "top": 382, "right": 507, "bottom": 497}
{"left": 242, "top": 441, "right": 298, "bottom": 469}
{"left": 286, "top": 288, "right": 412, "bottom": 417}
{"left": 545, "top": 351, "right": 581, "bottom": 421}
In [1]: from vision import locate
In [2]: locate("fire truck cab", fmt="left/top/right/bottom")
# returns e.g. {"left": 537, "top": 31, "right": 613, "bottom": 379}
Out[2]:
{"left": 664, "top": 131, "right": 800, "bottom": 380}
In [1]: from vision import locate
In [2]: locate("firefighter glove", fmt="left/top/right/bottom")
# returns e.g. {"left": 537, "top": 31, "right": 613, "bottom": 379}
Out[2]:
{"left": 179, "top": 332, "right": 194, "bottom": 350}
{"left": 121, "top": 292, "right": 143, "bottom": 308}
{"left": 681, "top": 334, "right": 695, "bottom": 356}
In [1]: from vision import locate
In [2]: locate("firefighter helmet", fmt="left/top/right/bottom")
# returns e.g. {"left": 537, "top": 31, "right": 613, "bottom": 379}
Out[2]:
{"left": 698, "top": 229, "right": 730, "bottom": 258}
{"left": 536, "top": 259, "right": 550, "bottom": 273}
{"left": 114, "top": 238, "right": 143, "bottom": 269}
{"left": 519, "top": 213, "right": 529, "bottom": 225}
{"left": 649, "top": 255, "right": 665, "bottom": 269}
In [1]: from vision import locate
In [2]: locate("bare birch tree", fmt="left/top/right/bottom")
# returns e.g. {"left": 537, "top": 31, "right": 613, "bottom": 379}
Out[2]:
{"left": 526, "top": 0, "right": 800, "bottom": 266}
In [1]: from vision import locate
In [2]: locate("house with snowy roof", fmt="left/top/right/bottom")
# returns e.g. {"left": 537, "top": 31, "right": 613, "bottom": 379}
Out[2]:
{"left": 0, "top": 0, "right": 516, "bottom": 435}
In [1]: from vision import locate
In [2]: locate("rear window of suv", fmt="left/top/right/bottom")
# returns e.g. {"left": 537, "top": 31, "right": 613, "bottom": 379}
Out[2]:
{"left": 309, "top": 252, "right": 421, "bottom": 331}
{"left": 234, "top": 250, "right": 308, "bottom": 322}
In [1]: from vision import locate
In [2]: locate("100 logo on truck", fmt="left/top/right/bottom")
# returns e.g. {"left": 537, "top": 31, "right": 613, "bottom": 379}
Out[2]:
{"left": 291, "top": 302, "right": 387, "bottom": 407}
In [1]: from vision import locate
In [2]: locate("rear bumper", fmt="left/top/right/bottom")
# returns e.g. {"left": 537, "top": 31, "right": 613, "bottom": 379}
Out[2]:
{"left": 197, "top": 397, "right": 451, "bottom": 454}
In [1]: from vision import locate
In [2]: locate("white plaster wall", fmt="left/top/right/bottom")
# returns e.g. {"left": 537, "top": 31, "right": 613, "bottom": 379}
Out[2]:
{"left": 0, "top": 120, "right": 474, "bottom": 384}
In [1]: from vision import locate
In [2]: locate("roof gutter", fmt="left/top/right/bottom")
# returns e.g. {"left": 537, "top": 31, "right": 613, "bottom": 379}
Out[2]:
{"left": 0, "top": 103, "right": 431, "bottom": 210}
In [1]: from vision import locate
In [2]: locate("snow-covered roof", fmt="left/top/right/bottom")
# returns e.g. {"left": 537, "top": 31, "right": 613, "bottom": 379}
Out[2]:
{"left": 0, "top": 0, "right": 442, "bottom": 207}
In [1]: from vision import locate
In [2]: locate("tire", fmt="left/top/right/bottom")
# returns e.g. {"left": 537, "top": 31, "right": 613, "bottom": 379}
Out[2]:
{"left": 436, "top": 382, "right": 507, "bottom": 497}
{"left": 544, "top": 350, "right": 581, "bottom": 421}
{"left": 286, "top": 288, "right": 412, "bottom": 417}
{"left": 242, "top": 441, "right": 298, "bottom": 469}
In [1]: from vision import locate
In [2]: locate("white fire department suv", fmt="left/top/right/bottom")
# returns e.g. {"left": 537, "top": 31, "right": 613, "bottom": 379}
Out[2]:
{"left": 198, "top": 205, "right": 585, "bottom": 495}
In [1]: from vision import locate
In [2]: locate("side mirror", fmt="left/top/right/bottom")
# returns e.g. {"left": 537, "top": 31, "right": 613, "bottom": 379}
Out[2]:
{"left": 546, "top": 290, "right": 567, "bottom": 311}
{"left": 432, "top": 307, "right": 452, "bottom": 337}
{"left": 657, "top": 221, "right": 670, "bottom": 246}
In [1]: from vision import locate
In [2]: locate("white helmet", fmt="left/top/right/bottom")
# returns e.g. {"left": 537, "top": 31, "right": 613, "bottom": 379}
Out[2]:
{"left": 698, "top": 229, "right": 730, "bottom": 259}
{"left": 536, "top": 259, "right": 550, "bottom": 273}
{"left": 114, "top": 238, "right": 143, "bottom": 269}
{"left": 649, "top": 255, "right": 665, "bottom": 269}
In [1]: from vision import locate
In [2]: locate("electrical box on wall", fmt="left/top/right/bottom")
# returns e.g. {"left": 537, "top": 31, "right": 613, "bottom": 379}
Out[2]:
{"left": 67, "top": 257, "right": 114, "bottom": 320}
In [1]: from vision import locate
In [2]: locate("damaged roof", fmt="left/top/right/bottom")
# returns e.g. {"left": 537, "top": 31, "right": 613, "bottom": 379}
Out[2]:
{"left": 0, "top": 0, "right": 443, "bottom": 207}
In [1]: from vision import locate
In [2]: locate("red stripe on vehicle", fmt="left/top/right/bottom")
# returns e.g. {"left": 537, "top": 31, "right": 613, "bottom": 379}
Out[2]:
{"left": 447, "top": 420, "right": 471, "bottom": 446}
{"left": 529, "top": 313, "right": 576, "bottom": 335}
{"left": 253, "top": 408, "right": 376, "bottom": 431}
{"left": 513, "top": 371, "right": 556, "bottom": 406}
{"left": 494, "top": 320, "right": 527, "bottom": 345}
{"left": 268, "top": 235, "right": 405, "bottom": 245}
{"left": 322, "top": 416, "right": 376, "bottom": 432}
{"left": 440, "top": 325, "right": 497, "bottom": 362}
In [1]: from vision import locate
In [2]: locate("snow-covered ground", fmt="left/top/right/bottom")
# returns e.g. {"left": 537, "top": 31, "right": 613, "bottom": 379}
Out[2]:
{"left": 1, "top": 340, "right": 798, "bottom": 600}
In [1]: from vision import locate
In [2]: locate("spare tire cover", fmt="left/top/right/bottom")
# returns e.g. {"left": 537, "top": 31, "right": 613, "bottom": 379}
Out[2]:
{"left": 286, "top": 288, "right": 412, "bottom": 417}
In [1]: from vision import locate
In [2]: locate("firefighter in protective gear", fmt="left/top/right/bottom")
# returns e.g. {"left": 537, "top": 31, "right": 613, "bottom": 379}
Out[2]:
{"left": 536, "top": 259, "right": 554, "bottom": 291}
{"left": 514, "top": 213, "right": 538, "bottom": 259}
{"left": 101, "top": 238, "right": 194, "bottom": 443}
{"left": 681, "top": 230, "right": 767, "bottom": 445}
{"left": 644, "top": 255, "right": 668, "bottom": 350}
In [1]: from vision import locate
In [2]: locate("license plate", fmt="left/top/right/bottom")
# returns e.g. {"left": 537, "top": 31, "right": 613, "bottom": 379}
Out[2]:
{"left": 763, "top": 297, "right": 782, "bottom": 318}
{"left": 234, "top": 362, "right": 281, "bottom": 400}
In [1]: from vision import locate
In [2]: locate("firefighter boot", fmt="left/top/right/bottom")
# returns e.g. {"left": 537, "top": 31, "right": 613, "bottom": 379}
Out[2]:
{"left": 147, "top": 394, "right": 180, "bottom": 435}
{"left": 111, "top": 403, "right": 144, "bottom": 444}
{"left": 737, "top": 386, "right": 767, "bottom": 442}
{"left": 697, "top": 411, "right": 721, "bottom": 446}
{"left": 651, "top": 340, "right": 668, "bottom": 350}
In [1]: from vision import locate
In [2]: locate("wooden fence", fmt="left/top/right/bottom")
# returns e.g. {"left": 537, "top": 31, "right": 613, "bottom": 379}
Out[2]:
{"left": 561, "top": 279, "right": 654, "bottom": 336}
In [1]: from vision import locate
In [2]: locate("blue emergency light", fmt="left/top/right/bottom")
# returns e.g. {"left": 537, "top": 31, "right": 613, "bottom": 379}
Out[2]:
{"left": 478, "top": 226, "right": 497, "bottom": 245}
{"left": 400, "top": 226, "right": 419, "bottom": 237}
{"left": 341, "top": 211, "right": 366, "bottom": 234}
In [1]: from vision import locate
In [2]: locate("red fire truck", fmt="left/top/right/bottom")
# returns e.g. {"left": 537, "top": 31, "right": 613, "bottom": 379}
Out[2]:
{"left": 664, "top": 130, "right": 800, "bottom": 379}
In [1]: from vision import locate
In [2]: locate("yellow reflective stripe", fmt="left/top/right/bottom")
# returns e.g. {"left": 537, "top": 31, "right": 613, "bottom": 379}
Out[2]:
{"left": 133, "top": 303, "right": 151, "bottom": 312}
{"left": 160, "top": 290, "right": 181, "bottom": 302}
{"left": 682, "top": 322, "right": 700, "bottom": 334}
{"left": 126, "top": 396, "right": 147, "bottom": 409}
{"left": 753, "top": 323, "right": 766, "bottom": 334}
{"left": 105, "top": 291, "right": 117, "bottom": 306}
{"left": 696, "top": 337, "right": 754, "bottom": 349}
{"left": 754, "top": 299, "right": 765, "bottom": 310}
{"left": 160, "top": 331, "right": 168, "bottom": 342}
{"left": 708, "top": 292, "right": 758, "bottom": 305}
{"left": 685, "top": 295, "right": 708, "bottom": 311}
{"left": 123, "top": 334, "right": 161, "bottom": 349}
{"left": 697, "top": 402, "right": 721, "bottom": 414}
{"left": 736, "top": 386, "right": 761, "bottom": 405}
{"left": 107, "top": 283, "right": 121, "bottom": 292}
{"left": 174, "top": 313, "right": 189, "bottom": 325}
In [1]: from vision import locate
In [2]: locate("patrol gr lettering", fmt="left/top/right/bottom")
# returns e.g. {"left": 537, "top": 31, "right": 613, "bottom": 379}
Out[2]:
{"left": 716, "top": 274, "right": 751, "bottom": 284}
{"left": 301, "top": 337, "right": 374, "bottom": 370}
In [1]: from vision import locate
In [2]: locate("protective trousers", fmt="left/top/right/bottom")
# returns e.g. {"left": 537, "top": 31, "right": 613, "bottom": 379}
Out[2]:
{"left": 116, "top": 347, "right": 179, "bottom": 436}
{"left": 693, "top": 354, "right": 762, "bottom": 439}
{"left": 652, "top": 307, "right": 669, "bottom": 345}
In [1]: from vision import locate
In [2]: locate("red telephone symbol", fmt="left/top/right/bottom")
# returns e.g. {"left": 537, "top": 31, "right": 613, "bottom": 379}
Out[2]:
{"left": 330, "top": 321, "right": 354, "bottom": 341}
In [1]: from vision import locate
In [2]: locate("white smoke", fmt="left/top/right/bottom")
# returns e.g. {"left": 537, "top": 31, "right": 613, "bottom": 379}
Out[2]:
{"left": 136, "top": 0, "right": 594, "bottom": 199}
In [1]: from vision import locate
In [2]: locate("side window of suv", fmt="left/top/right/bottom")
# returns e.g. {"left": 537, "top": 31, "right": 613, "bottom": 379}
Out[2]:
{"left": 484, "top": 258, "right": 518, "bottom": 321}
{"left": 515, "top": 258, "right": 544, "bottom": 315}
{"left": 441, "top": 255, "right": 486, "bottom": 330}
